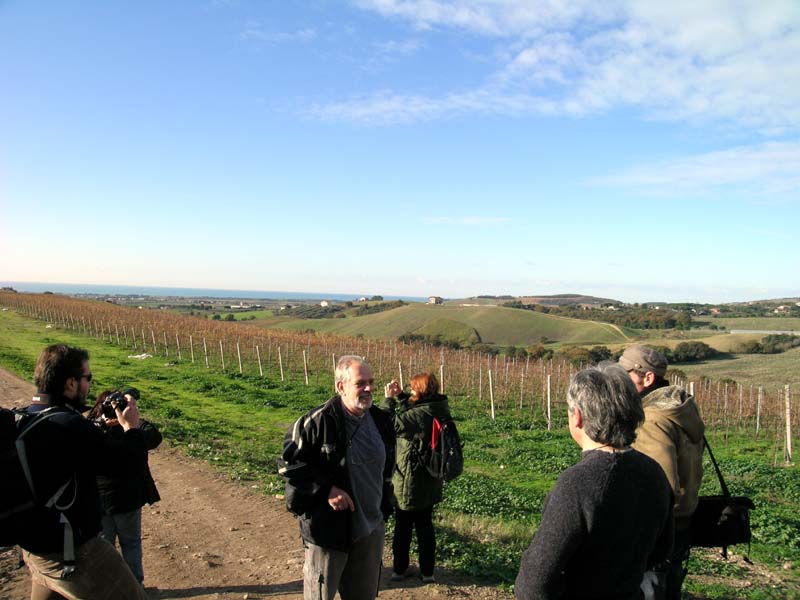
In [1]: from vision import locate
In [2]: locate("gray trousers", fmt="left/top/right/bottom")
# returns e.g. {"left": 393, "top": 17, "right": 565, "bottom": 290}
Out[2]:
{"left": 303, "top": 522, "right": 384, "bottom": 600}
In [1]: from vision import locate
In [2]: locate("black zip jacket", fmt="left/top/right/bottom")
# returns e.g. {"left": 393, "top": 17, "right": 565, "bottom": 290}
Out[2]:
{"left": 279, "top": 395, "right": 396, "bottom": 551}
{"left": 18, "top": 399, "right": 147, "bottom": 554}
{"left": 96, "top": 419, "right": 162, "bottom": 514}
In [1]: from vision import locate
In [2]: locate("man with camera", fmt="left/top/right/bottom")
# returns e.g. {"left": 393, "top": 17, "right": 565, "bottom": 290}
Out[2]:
{"left": 279, "top": 355, "right": 396, "bottom": 600}
{"left": 620, "top": 345, "right": 705, "bottom": 600}
{"left": 18, "top": 344, "right": 149, "bottom": 599}
{"left": 89, "top": 387, "right": 162, "bottom": 586}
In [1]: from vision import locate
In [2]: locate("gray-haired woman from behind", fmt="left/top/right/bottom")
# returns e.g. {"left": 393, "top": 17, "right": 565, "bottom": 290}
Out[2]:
{"left": 515, "top": 364, "right": 674, "bottom": 600}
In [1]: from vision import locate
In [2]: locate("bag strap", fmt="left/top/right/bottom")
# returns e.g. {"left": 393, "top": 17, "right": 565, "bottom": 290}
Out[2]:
{"left": 703, "top": 435, "right": 731, "bottom": 498}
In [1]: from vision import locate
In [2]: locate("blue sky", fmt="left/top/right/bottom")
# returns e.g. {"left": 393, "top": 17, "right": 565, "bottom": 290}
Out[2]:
{"left": 1, "top": 1, "right": 798, "bottom": 303}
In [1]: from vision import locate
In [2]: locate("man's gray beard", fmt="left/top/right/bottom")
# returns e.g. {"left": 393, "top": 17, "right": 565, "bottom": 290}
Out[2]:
{"left": 355, "top": 396, "right": 373, "bottom": 411}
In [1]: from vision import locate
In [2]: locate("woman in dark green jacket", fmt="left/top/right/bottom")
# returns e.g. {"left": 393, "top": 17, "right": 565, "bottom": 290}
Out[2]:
{"left": 383, "top": 372, "right": 452, "bottom": 583}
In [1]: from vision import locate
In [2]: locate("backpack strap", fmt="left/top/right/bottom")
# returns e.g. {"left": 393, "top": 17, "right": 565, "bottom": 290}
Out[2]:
{"left": 16, "top": 406, "right": 79, "bottom": 578}
{"left": 703, "top": 435, "right": 731, "bottom": 498}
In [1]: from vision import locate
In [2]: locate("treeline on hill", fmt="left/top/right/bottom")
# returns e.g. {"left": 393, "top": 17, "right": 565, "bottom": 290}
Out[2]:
{"left": 736, "top": 334, "right": 800, "bottom": 354}
{"left": 500, "top": 341, "right": 719, "bottom": 366}
{"left": 274, "top": 299, "right": 406, "bottom": 320}
{"left": 503, "top": 301, "right": 692, "bottom": 329}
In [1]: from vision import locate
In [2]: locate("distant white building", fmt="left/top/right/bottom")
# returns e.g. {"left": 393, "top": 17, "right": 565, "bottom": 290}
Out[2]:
{"left": 320, "top": 300, "right": 330, "bottom": 307}
{"left": 427, "top": 296, "right": 443, "bottom": 305}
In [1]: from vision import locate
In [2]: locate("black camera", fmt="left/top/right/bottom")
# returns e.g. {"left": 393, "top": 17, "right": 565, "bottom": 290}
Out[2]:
{"left": 101, "top": 391, "right": 128, "bottom": 420}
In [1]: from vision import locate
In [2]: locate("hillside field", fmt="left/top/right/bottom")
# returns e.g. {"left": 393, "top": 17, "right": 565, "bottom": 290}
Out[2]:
{"left": 244, "top": 303, "right": 635, "bottom": 347}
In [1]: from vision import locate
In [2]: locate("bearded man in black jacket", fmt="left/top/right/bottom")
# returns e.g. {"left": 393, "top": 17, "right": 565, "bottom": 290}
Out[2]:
{"left": 280, "top": 355, "right": 396, "bottom": 600}
{"left": 19, "top": 344, "right": 148, "bottom": 600}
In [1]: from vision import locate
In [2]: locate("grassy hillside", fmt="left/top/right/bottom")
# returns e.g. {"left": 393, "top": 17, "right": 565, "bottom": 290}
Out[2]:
{"left": 708, "top": 317, "right": 800, "bottom": 331}
{"left": 251, "top": 304, "right": 635, "bottom": 347}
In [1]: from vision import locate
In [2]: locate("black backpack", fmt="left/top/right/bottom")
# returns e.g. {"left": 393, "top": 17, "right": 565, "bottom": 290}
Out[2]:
{"left": 423, "top": 417, "right": 464, "bottom": 482}
{"left": 0, "top": 406, "right": 77, "bottom": 554}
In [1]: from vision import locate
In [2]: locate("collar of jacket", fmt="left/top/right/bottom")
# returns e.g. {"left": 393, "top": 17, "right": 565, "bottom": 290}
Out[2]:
{"left": 641, "top": 379, "right": 669, "bottom": 398}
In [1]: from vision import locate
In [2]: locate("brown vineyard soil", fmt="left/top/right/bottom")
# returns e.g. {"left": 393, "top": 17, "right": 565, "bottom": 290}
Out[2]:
{"left": 0, "top": 367, "right": 510, "bottom": 600}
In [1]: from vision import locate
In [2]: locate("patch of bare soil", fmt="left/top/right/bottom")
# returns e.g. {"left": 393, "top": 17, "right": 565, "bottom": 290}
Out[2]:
{"left": 0, "top": 367, "right": 510, "bottom": 599}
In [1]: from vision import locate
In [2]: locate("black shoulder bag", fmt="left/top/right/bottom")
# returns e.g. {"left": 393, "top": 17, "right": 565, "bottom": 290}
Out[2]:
{"left": 689, "top": 435, "right": 755, "bottom": 559}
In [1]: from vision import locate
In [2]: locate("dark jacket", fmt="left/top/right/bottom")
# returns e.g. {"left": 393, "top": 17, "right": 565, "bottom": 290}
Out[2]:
{"left": 279, "top": 395, "right": 396, "bottom": 551}
{"left": 18, "top": 399, "right": 147, "bottom": 554}
{"left": 96, "top": 419, "right": 162, "bottom": 514}
{"left": 381, "top": 392, "right": 451, "bottom": 511}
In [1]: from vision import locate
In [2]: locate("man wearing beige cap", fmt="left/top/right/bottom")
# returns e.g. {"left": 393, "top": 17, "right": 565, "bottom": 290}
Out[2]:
{"left": 619, "top": 345, "right": 705, "bottom": 600}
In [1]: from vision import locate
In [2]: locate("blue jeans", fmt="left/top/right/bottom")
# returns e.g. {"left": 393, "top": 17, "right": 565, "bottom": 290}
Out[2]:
{"left": 101, "top": 509, "right": 144, "bottom": 583}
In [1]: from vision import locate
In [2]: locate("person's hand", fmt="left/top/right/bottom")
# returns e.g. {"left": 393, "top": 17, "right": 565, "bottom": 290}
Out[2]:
{"left": 328, "top": 486, "right": 355, "bottom": 512}
{"left": 385, "top": 380, "right": 402, "bottom": 398}
{"left": 116, "top": 395, "right": 140, "bottom": 431}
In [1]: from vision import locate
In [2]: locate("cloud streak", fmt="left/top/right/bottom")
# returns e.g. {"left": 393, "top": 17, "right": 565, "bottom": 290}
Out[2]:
{"left": 590, "top": 141, "right": 800, "bottom": 198}
{"left": 318, "top": 1, "right": 800, "bottom": 132}
{"left": 419, "top": 216, "right": 512, "bottom": 225}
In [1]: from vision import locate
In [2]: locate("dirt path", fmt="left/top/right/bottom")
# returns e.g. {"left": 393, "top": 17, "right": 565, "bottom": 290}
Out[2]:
{"left": 0, "top": 367, "right": 510, "bottom": 600}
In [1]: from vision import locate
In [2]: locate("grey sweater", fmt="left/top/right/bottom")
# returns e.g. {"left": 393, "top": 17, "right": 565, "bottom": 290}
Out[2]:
{"left": 515, "top": 448, "right": 674, "bottom": 600}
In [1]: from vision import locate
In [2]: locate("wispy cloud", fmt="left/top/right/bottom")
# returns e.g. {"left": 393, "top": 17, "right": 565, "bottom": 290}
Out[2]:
{"left": 320, "top": 1, "right": 800, "bottom": 132}
{"left": 590, "top": 141, "right": 800, "bottom": 198}
{"left": 420, "top": 216, "right": 512, "bottom": 225}
{"left": 240, "top": 21, "right": 316, "bottom": 43}
{"left": 376, "top": 38, "right": 423, "bottom": 55}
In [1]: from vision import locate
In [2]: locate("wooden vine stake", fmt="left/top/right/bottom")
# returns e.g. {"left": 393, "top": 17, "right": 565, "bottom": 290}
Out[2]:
{"left": 546, "top": 374, "right": 552, "bottom": 431}
{"left": 488, "top": 369, "right": 495, "bottom": 421}
{"left": 756, "top": 386, "right": 763, "bottom": 437}
{"left": 278, "top": 346, "right": 285, "bottom": 382}
{"left": 219, "top": 340, "right": 226, "bottom": 371}
{"left": 189, "top": 335, "right": 195, "bottom": 364}
{"left": 785, "top": 384, "right": 793, "bottom": 464}
{"left": 256, "top": 345, "right": 263, "bottom": 377}
{"left": 398, "top": 362, "right": 404, "bottom": 390}
{"left": 303, "top": 350, "right": 309, "bottom": 385}
{"left": 439, "top": 363, "right": 445, "bottom": 394}
{"left": 175, "top": 334, "right": 181, "bottom": 361}
{"left": 203, "top": 337, "right": 209, "bottom": 368}
{"left": 163, "top": 331, "right": 168, "bottom": 357}
{"left": 236, "top": 341, "right": 243, "bottom": 374}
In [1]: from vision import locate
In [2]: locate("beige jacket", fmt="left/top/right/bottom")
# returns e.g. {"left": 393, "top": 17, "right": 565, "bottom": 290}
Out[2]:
{"left": 633, "top": 384, "right": 705, "bottom": 528}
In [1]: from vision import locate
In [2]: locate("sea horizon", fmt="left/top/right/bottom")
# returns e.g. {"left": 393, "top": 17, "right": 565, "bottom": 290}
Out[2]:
{"left": 0, "top": 281, "right": 429, "bottom": 303}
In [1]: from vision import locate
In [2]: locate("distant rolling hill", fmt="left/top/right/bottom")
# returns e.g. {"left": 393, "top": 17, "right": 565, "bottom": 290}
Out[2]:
{"left": 252, "top": 303, "right": 635, "bottom": 347}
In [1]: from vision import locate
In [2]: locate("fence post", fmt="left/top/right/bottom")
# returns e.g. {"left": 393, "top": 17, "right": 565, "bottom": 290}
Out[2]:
{"left": 398, "top": 362, "right": 404, "bottom": 390}
{"left": 488, "top": 369, "right": 495, "bottom": 421}
{"left": 785, "top": 384, "right": 793, "bottom": 464}
{"left": 756, "top": 386, "right": 763, "bottom": 437}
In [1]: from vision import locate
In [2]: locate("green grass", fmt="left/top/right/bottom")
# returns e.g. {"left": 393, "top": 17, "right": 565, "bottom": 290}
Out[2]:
{"left": 709, "top": 317, "right": 800, "bottom": 331}
{"left": 1, "top": 308, "right": 797, "bottom": 597}
{"left": 676, "top": 347, "right": 800, "bottom": 390}
{"left": 250, "top": 304, "right": 635, "bottom": 348}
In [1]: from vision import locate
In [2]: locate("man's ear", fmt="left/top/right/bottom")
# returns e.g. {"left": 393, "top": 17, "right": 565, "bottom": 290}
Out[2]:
{"left": 644, "top": 372, "right": 656, "bottom": 388}
{"left": 335, "top": 380, "right": 344, "bottom": 395}
{"left": 63, "top": 376, "right": 77, "bottom": 399}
